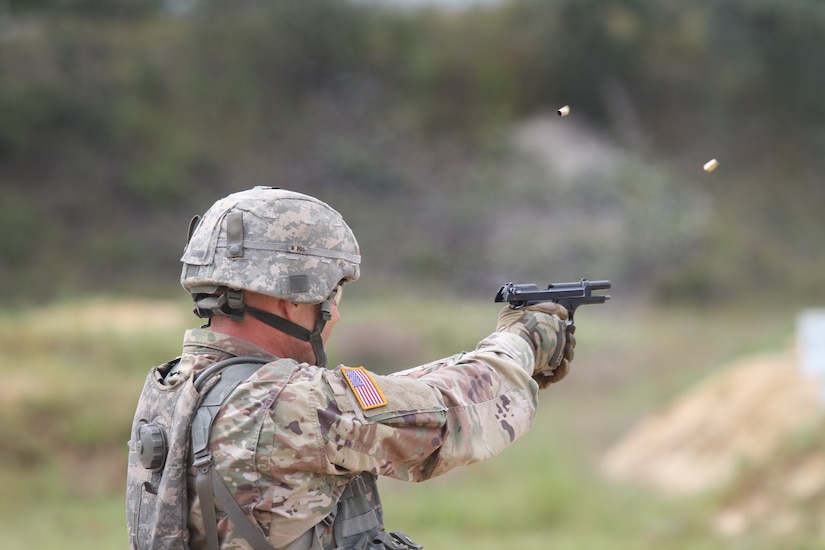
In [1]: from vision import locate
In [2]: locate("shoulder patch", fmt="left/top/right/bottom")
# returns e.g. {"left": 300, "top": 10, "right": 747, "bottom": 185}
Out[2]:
{"left": 341, "top": 367, "right": 387, "bottom": 410}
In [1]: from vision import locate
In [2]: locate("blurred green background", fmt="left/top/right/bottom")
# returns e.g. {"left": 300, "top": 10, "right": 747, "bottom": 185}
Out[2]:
{"left": 1, "top": 0, "right": 824, "bottom": 548}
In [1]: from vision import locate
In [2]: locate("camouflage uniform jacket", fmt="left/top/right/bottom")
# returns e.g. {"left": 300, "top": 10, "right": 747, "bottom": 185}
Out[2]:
{"left": 177, "top": 326, "right": 540, "bottom": 549}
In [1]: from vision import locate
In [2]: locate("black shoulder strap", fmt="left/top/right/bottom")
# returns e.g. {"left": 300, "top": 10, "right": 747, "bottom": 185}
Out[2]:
{"left": 191, "top": 356, "right": 275, "bottom": 550}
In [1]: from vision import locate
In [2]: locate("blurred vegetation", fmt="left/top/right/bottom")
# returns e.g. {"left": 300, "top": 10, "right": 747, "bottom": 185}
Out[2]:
{"left": 1, "top": 0, "right": 823, "bottom": 306}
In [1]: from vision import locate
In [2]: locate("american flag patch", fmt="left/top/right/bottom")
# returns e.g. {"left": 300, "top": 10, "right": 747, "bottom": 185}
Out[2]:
{"left": 341, "top": 367, "right": 387, "bottom": 410}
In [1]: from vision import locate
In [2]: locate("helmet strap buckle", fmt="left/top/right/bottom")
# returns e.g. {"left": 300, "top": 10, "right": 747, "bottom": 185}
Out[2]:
{"left": 225, "top": 289, "right": 245, "bottom": 322}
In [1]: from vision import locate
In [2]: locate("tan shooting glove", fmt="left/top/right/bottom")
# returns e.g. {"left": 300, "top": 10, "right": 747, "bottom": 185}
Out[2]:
{"left": 497, "top": 303, "right": 576, "bottom": 388}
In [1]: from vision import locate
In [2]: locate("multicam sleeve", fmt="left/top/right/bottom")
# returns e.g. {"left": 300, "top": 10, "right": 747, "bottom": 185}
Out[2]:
{"left": 318, "top": 331, "right": 539, "bottom": 481}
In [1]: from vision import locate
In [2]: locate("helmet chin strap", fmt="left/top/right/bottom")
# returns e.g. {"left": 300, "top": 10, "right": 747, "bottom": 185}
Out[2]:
{"left": 245, "top": 300, "right": 332, "bottom": 368}
{"left": 192, "top": 288, "right": 334, "bottom": 368}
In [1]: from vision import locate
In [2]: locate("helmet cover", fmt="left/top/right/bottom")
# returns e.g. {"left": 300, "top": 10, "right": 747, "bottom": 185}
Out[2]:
{"left": 181, "top": 187, "right": 360, "bottom": 304}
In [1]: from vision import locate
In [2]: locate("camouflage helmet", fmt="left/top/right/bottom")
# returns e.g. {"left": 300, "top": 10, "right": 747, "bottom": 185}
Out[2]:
{"left": 180, "top": 187, "right": 360, "bottom": 304}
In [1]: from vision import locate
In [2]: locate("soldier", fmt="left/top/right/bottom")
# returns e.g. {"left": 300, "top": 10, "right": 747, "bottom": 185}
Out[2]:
{"left": 127, "top": 187, "right": 575, "bottom": 550}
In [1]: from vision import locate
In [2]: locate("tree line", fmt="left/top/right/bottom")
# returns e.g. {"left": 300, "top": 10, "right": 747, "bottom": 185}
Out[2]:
{"left": 1, "top": 0, "right": 823, "bottom": 305}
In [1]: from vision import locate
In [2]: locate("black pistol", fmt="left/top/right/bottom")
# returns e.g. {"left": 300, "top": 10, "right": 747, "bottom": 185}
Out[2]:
{"left": 495, "top": 278, "right": 611, "bottom": 323}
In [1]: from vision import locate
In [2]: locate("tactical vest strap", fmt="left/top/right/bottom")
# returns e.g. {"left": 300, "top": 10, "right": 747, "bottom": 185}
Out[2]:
{"left": 205, "top": 463, "right": 275, "bottom": 549}
{"left": 331, "top": 474, "right": 423, "bottom": 550}
{"left": 334, "top": 475, "right": 382, "bottom": 542}
{"left": 196, "top": 458, "right": 220, "bottom": 550}
{"left": 191, "top": 356, "right": 274, "bottom": 550}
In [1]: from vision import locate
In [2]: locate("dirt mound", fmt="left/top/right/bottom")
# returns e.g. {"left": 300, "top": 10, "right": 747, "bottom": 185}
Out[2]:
{"left": 712, "top": 441, "right": 825, "bottom": 538}
{"left": 601, "top": 349, "right": 822, "bottom": 496}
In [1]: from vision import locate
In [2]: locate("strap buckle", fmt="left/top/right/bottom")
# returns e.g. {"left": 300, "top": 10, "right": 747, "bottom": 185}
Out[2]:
{"left": 192, "top": 451, "right": 212, "bottom": 471}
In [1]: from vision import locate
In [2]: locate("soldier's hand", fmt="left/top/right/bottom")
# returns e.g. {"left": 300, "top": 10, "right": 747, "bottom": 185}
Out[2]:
{"left": 497, "top": 303, "right": 576, "bottom": 388}
{"left": 532, "top": 323, "right": 575, "bottom": 388}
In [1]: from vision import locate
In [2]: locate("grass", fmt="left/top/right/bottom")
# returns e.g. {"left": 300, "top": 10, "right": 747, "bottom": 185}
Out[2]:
{"left": 0, "top": 292, "right": 809, "bottom": 549}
